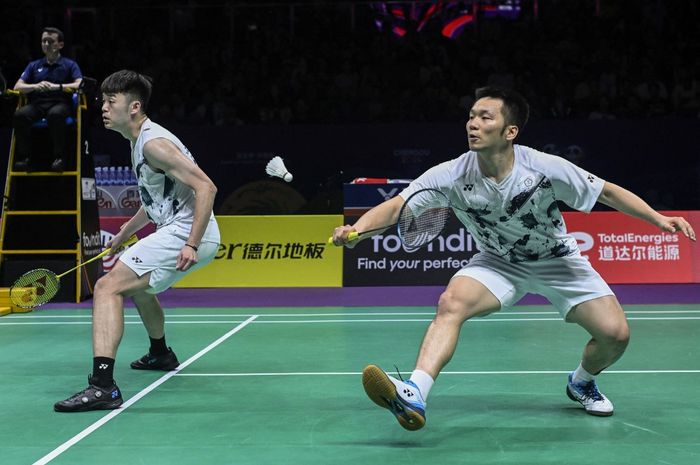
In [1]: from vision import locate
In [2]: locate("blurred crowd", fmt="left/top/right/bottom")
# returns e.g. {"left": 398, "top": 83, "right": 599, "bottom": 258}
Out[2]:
{"left": 1, "top": 1, "right": 699, "bottom": 126}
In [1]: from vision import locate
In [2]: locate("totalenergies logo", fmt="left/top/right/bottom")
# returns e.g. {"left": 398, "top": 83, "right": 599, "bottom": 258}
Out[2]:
{"left": 571, "top": 231, "right": 679, "bottom": 253}
{"left": 571, "top": 231, "right": 594, "bottom": 255}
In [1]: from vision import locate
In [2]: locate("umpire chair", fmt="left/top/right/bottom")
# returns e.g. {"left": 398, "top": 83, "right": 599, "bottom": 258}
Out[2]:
{"left": 0, "top": 78, "right": 102, "bottom": 303}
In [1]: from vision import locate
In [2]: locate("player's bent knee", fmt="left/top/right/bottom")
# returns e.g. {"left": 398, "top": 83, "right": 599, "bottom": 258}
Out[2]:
{"left": 93, "top": 270, "right": 133, "bottom": 298}
{"left": 93, "top": 275, "right": 116, "bottom": 298}
{"left": 601, "top": 320, "right": 630, "bottom": 351}
{"left": 615, "top": 323, "right": 630, "bottom": 348}
{"left": 436, "top": 290, "right": 484, "bottom": 322}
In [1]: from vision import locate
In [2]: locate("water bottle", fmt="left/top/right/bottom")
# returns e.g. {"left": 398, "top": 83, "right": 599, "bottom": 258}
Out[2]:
{"left": 129, "top": 167, "right": 137, "bottom": 185}
{"left": 116, "top": 166, "right": 125, "bottom": 185}
{"left": 107, "top": 166, "right": 116, "bottom": 186}
{"left": 95, "top": 166, "right": 103, "bottom": 186}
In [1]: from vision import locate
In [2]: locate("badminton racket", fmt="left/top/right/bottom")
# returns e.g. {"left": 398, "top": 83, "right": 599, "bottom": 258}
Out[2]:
{"left": 328, "top": 175, "right": 550, "bottom": 251}
{"left": 10, "top": 235, "right": 138, "bottom": 309}
{"left": 328, "top": 188, "right": 452, "bottom": 251}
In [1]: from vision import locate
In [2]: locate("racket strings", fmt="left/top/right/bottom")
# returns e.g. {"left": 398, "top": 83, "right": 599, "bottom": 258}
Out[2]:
{"left": 399, "top": 205, "right": 451, "bottom": 250}
{"left": 10, "top": 268, "right": 60, "bottom": 308}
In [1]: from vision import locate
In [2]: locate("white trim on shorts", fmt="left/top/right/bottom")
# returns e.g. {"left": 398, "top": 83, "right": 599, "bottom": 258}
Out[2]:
{"left": 119, "top": 223, "right": 219, "bottom": 294}
{"left": 453, "top": 251, "right": 614, "bottom": 318}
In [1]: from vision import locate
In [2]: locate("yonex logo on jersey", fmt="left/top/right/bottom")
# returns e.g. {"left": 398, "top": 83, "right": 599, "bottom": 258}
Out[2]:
{"left": 131, "top": 256, "right": 143, "bottom": 263}
{"left": 587, "top": 175, "right": 595, "bottom": 183}
{"left": 464, "top": 184, "right": 474, "bottom": 191}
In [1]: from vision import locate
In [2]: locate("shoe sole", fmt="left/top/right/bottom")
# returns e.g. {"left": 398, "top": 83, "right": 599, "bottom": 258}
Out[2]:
{"left": 362, "top": 364, "right": 425, "bottom": 431}
{"left": 54, "top": 399, "right": 123, "bottom": 413}
{"left": 130, "top": 363, "right": 179, "bottom": 371}
{"left": 566, "top": 385, "right": 613, "bottom": 417}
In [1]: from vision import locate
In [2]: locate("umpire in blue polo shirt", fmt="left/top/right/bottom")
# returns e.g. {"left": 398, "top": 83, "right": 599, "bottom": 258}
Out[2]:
{"left": 13, "top": 27, "right": 82, "bottom": 172}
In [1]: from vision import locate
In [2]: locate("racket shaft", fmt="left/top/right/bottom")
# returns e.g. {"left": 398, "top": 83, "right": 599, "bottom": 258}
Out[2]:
{"left": 57, "top": 235, "right": 138, "bottom": 278}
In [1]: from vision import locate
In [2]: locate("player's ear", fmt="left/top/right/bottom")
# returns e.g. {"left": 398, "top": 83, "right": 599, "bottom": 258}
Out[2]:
{"left": 130, "top": 100, "right": 142, "bottom": 115}
{"left": 505, "top": 125, "right": 519, "bottom": 141}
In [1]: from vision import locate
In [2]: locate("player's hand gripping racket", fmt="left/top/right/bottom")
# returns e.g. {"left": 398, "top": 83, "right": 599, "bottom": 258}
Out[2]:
{"left": 9, "top": 235, "right": 138, "bottom": 309}
{"left": 329, "top": 188, "right": 452, "bottom": 251}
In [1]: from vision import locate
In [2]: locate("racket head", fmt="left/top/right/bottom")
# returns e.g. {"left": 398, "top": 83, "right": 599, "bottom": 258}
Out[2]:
{"left": 10, "top": 268, "right": 61, "bottom": 309}
{"left": 397, "top": 188, "right": 451, "bottom": 251}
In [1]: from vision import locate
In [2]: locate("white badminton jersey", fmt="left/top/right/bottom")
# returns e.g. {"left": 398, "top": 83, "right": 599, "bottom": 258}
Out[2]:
{"left": 400, "top": 145, "right": 605, "bottom": 263}
{"left": 131, "top": 119, "right": 219, "bottom": 243}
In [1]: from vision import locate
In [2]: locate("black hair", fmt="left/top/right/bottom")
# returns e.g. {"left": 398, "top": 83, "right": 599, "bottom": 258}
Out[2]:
{"left": 42, "top": 27, "right": 64, "bottom": 42}
{"left": 100, "top": 70, "right": 153, "bottom": 113}
{"left": 475, "top": 86, "right": 530, "bottom": 132}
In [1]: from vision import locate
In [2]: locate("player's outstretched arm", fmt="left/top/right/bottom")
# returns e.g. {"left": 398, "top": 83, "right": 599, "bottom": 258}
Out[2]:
{"left": 332, "top": 195, "right": 405, "bottom": 247}
{"left": 597, "top": 181, "right": 696, "bottom": 241}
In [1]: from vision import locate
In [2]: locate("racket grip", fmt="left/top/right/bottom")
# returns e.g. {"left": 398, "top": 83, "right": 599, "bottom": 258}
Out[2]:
{"left": 326, "top": 231, "right": 360, "bottom": 245}
{"left": 95, "top": 235, "right": 139, "bottom": 259}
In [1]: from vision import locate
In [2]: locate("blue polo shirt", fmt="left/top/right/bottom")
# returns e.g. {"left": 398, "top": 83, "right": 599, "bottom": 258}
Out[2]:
{"left": 20, "top": 56, "right": 82, "bottom": 103}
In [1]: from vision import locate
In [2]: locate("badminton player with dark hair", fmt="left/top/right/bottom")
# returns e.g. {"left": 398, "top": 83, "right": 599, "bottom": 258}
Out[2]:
{"left": 331, "top": 86, "right": 696, "bottom": 429}
{"left": 54, "top": 70, "right": 220, "bottom": 412}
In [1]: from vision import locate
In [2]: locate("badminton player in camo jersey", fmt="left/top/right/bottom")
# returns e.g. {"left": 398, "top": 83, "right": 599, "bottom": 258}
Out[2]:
{"left": 332, "top": 86, "right": 696, "bottom": 429}
{"left": 54, "top": 70, "right": 220, "bottom": 412}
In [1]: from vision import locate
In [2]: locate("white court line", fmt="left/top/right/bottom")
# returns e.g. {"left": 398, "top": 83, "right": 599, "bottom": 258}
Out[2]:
{"left": 174, "top": 369, "right": 700, "bottom": 377}
{"left": 8, "top": 308, "right": 700, "bottom": 319}
{"left": 5, "top": 316, "right": 700, "bottom": 327}
{"left": 33, "top": 315, "right": 258, "bottom": 465}
{"left": 622, "top": 422, "right": 664, "bottom": 436}
{"left": 442, "top": 370, "right": 700, "bottom": 375}
{"left": 251, "top": 317, "right": 700, "bottom": 322}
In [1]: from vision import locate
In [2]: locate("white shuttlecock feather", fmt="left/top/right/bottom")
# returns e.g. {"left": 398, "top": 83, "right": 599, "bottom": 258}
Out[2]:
{"left": 266, "top": 156, "right": 293, "bottom": 182}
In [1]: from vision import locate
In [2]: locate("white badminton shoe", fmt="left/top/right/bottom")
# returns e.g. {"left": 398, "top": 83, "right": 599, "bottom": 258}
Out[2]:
{"left": 566, "top": 373, "right": 614, "bottom": 416}
{"left": 362, "top": 364, "right": 426, "bottom": 430}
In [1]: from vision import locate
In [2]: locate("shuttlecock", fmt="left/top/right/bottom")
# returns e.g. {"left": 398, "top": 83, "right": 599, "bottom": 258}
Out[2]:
{"left": 266, "top": 156, "right": 293, "bottom": 182}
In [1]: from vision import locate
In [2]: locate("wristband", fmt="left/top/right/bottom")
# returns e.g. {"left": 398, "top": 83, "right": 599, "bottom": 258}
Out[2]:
{"left": 185, "top": 243, "right": 198, "bottom": 252}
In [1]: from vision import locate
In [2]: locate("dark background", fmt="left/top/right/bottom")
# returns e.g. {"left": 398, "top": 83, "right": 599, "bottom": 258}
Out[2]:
{"left": 1, "top": 0, "right": 699, "bottom": 214}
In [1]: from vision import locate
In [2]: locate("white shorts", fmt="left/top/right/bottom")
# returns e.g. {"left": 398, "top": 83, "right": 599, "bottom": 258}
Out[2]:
{"left": 119, "top": 223, "right": 219, "bottom": 294}
{"left": 453, "top": 252, "right": 614, "bottom": 318}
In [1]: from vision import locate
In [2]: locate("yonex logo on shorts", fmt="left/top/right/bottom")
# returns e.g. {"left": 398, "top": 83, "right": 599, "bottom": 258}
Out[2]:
{"left": 131, "top": 257, "right": 142, "bottom": 263}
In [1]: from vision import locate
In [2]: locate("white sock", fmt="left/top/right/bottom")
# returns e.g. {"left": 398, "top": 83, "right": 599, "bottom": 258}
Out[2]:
{"left": 409, "top": 369, "right": 434, "bottom": 400}
{"left": 572, "top": 363, "right": 595, "bottom": 384}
